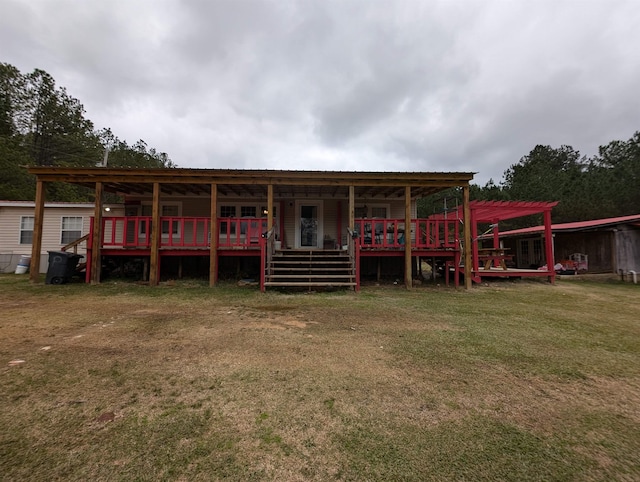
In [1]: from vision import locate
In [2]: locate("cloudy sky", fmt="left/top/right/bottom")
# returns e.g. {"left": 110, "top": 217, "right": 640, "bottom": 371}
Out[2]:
{"left": 2, "top": 0, "right": 639, "bottom": 185}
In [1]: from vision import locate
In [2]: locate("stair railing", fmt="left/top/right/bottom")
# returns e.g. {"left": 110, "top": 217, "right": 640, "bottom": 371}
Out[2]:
{"left": 346, "top": 227, "right": 360, "bottom": 292}
{"left": 260, "top": 226, "right": 276, "bottom": 292}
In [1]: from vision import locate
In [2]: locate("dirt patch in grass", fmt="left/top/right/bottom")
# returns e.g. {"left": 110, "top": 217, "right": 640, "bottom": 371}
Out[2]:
{"left": 1, "top": 277, "right": 639, "bottom": 481}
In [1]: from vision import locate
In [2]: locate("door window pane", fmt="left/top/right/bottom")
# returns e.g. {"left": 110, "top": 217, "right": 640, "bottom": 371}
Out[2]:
{"left": 300, "top": 206, "right": 318, "bottom": 247}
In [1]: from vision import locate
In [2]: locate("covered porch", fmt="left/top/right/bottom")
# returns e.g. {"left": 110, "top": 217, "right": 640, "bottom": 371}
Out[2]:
{"left": 27, "top": 167, "right": 475, "bottom": 290}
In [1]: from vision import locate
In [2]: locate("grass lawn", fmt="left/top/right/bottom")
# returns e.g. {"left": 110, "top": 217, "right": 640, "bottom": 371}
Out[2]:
{"left": 1, "top": 274, "right": 639, "bottom": 481}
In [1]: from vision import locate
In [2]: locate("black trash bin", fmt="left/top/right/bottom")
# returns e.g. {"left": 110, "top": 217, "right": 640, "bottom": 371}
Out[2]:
{"left": 46, "top": 251, "right": 83, "bottom": 285}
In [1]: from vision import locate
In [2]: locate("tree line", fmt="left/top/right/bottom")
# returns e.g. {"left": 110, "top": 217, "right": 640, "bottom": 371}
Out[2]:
{"left": 419, "top": 135, "right": 640, "bottom": 228}
{"left": 0, "top": 63, "right": 174, "bottom": 201}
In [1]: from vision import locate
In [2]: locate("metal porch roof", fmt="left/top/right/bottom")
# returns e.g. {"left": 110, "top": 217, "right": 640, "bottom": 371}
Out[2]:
{"left": 496, "top": 214, "right": 640, "bottom": 237}
{"left": 26, "top": 167, "right": 475, "bottom": 199}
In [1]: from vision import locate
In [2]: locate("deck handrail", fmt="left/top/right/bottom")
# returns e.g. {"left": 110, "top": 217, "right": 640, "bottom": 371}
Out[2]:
{"left": 346, "top": 227, "right": 360, "bottom": 291}
{"left": 92, "top": 216, "right": 459, "bottom": 252}
{"left": 354, "top": 218, "right": 459, "bottom": 249}
{"left": 96, "top": 216, "right": 268, "bottom": 249}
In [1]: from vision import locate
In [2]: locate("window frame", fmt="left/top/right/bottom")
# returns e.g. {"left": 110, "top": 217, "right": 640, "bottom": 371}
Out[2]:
{"left": 139, "top": 202, "right": 182, "bottom": 237}
{"left": 60, "top": 216, "right": 84, "bottom": 245}
{"left": 19, "top": 215, "right": 34, "bottom": 245}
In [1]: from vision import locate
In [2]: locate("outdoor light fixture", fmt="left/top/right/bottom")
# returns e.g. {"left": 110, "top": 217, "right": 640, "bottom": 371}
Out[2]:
{"left": 104, "top": 207, "right": 111, "bottom": 212}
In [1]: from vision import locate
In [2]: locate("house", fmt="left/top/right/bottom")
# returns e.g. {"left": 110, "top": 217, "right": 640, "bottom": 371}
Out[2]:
{"left": 495, "top": 214, "right": 640, "bottom": 274}
{"left": 25, "top": 167, "right": 478, "bottom": 289}
{"left": 0, "top": 201, "right": 123, "bottom": 274}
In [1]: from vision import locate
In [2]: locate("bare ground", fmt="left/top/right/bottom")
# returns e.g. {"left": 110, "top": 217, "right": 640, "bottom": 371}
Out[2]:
{"left": 1, "top": 278, "right": 639, "bottom": 481}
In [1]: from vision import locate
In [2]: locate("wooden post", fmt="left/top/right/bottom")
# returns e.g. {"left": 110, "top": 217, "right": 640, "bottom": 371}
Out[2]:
{"left": 544, "top": 208, "right": 555, "bottom": 284}
{"left": 349, "top": 185, "right": 358, "bottom": 289}
{"left": 267, "top": 184, "right": 274, "bottom": 231}
{"left": 209, "top": 183, "right": 218, "bottom": 287}
{"left": 30, "top": 180, "right": 46, "bottom": 283}
{"left": 463, "top": 185, "right": 472, "bottom": 289}
{"left": 90, "top": 182, "right": 103, "bottom": 284}
{"left": 337, "top": 201, "right": 342, "bottom": 249}
{"left": 404, "top": 186, "right": 412, "bottom": 289}
{"left": 149, "top": 182, "right": 161, "bottom": 286}
{"left": 348, "top": 186, "right": 355, "bottom": 230}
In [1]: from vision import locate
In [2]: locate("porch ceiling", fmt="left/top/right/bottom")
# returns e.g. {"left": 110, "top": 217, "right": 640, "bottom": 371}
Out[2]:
{"left": 27, "top": 167, "right": 475, "bottom": 199}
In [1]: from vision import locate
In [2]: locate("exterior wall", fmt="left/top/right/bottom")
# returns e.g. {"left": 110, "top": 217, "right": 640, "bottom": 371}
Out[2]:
{"left": 554, "top": 231, "right": 613, "bottom": 273}
{"left": 0, "top": 203, "right": 124, "bottom": 273}
{"left": 502, "top": 224, "right": 640, "bottom": 273}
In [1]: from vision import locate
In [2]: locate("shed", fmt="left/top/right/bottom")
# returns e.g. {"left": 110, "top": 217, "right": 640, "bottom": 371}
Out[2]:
{"left": 496, "top": 214, "right": 640, "bottom": 273}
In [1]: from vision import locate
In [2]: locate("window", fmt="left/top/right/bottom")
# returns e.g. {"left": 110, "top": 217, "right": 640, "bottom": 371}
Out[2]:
{"left": 241, "top": 206, "right": 257, "bottom": 217}
{"left": 355, "top": 205, "right": 389, "bottom": 218}
{"left": 220, "top": 205, "right": 237, "bottom": 234}
{"left": 161, "top": 204, "right": 179, "bottom": 235}
{"left": 354, "top": 206, "right": 367, "bottom": 218}
{"left": 140, "top": 203, "right": 181, "bottom": 235}
{"left": 20, "top": 216, "right": 34, "bottom": 244}
{"left": 61, "top": 217, "right": 83, "bottom": 244}
{"left": 371, "top": 206, "right": 387, "bottom": 218}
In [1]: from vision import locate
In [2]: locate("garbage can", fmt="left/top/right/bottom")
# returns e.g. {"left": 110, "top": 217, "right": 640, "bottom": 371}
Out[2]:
{"left": 45, "top": 251, "right": 83, "bottom": 285}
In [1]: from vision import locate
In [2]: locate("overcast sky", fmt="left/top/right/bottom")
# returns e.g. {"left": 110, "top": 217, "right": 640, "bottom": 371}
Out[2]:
{"left": 2, "top": 0, "right": 639, "bottom": 185}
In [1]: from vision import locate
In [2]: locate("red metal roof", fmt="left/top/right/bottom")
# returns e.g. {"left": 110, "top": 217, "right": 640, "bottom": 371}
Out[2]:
{"left": 497, "top": 214, "right": 640, "bottom": 237}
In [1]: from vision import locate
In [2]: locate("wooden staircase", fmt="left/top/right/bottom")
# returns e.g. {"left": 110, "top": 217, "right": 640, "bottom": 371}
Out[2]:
{"left": 264, "top": 249, "right": 356, "bottom": 289}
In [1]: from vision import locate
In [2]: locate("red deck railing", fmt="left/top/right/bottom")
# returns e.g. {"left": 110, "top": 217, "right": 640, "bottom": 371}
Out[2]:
{"left": 98, "top": 216, "right": 267, "bottom": 249}
{"left": 354, "top": 218, "right": 459, "bottom": 249}
{"left": 96, "top": 216, "right": 458, "bottom": 251}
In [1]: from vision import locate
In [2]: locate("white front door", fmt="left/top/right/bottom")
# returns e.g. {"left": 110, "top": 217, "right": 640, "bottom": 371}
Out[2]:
{"left": 295, "top": 201, "right": 323, "bottom": 248}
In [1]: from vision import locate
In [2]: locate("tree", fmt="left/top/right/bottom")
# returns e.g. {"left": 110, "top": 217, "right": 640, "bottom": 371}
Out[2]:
{"left": 0, "top": 63, "right": 174, "bottom": 201}
{"left": 589, "top": 132, "right": 640, "bottom": 216}
{"left": 501, "top": 145, "right": 590, "bottom": 223}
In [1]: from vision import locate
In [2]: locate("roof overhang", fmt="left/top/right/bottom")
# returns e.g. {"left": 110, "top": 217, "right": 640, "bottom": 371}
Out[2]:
{"left": 27, "top": 167, "right": 475, "bottom": 199}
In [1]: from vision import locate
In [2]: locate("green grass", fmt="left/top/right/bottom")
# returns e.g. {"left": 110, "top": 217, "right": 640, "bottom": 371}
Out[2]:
{"left": 1, "top": 274, "right": 639, "bottom": 481}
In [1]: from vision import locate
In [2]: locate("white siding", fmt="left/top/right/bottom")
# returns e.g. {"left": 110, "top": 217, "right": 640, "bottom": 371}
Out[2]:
{"left": 0, "top": 203, "right": 123, "bottom": 273}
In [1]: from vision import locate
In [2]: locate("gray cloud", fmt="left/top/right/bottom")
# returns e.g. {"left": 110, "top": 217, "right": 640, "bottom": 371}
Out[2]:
{"left": 2, "top": 0, "right": 639, "bottom": 184}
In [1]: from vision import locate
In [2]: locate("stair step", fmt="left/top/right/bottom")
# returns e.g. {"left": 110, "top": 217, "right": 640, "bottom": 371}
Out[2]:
{"left": 269, "top": 267, "right": 353, "bottom": 272}
{"left": 264, "top": 282, "right": 357, "bottom": 287}
{"left": 265, "top": 249, "right": 355, "bottom": 290}
{"left": 267, "top": 274, "right": 355, "bottom": 279}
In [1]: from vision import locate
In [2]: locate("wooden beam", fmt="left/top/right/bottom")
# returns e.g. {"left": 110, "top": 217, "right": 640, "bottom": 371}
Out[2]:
{"left": 463, "top": 185, "right": 472, "bottom": 289}
{"left": 209, "top": 183, "right": 218, "bottom": 287}
{"left": 30, "top": 180, "right": 46, "bottom": 283}
{"left": 404, "top": 186, "right": 412, "bottom": 289}
{"left": 90, "top": 182, "right": 103, "bottom": 284}
{"left": 149, "top": 182, "right": 161, "bottom": 286}
{"left": 26, "top": 167, "right": 475, "bottom": 189}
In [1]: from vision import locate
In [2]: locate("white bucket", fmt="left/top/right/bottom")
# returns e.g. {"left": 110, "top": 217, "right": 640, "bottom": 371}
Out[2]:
{"left": 15, "top": 255, "right": 31, "bottom": 274}
{"left": 274, "top": 241, "right": 282, "bottom": 250}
